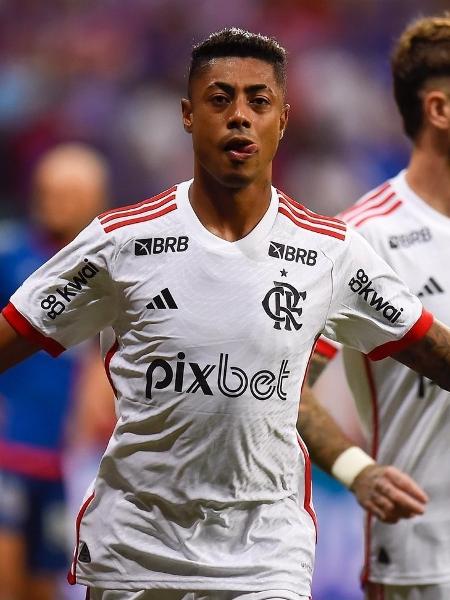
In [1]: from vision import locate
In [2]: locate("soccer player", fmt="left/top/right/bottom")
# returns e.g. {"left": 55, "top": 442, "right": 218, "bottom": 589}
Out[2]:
{"left": 0, "top": 28, "right": 450, "bottom": 600}
{"left": 0, "top": 143, "right": 110, "bottom": 600}
{"left": 300, "top": 14, "right": 450, "bottom": 600}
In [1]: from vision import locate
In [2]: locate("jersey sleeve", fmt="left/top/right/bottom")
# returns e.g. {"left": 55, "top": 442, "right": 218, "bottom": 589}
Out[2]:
{"left": 2, "top": 219, "right": 119, "bottom": 356}
{"left": 322, "top": 227, "right": 433, "bottom": 360}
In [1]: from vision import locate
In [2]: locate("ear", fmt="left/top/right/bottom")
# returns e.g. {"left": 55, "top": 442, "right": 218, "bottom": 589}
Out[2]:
{"left": 424, "top": 90, "right": 450, "bottom": 132}
{"left": 181, "top": 98, "right": 193, "bottom": 133}
{"left": 279, "top": 103, "right": 290, "bottom": 140}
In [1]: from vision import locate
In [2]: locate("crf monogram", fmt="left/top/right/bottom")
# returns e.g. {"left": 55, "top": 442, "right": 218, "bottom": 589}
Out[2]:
{"left": 262, "top": 281, "right": 306, "bottom": 331}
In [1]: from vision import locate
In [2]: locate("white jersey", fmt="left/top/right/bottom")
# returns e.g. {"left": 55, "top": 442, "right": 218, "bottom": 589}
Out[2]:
{"left": 3, "top": 180, "right": 429, "bottom": 595}
{"left": 319, "top": 170, "right": 450, "bottom": 585}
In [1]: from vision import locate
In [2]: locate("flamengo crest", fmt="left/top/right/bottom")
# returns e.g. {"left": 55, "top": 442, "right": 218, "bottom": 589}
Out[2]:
{"left": 262, "top": 281, "right": 306, "bottom": 331}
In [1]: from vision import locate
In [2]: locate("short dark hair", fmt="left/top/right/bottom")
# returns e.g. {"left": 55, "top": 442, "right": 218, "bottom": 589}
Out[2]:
{"left": 188, "top": 27, "right": 287, "bottom": 97}
{"left": 391, "top": 13, "right": 450, "bottom": 139}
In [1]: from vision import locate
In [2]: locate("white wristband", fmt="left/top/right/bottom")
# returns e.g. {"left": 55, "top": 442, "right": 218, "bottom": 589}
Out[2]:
{"left": 331, "top": 446, "right": 375, "bottom": 488}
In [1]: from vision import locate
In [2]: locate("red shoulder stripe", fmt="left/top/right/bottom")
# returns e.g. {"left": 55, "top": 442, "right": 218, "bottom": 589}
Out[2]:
{"left": 102, "top": 203, "right": 177, "bottom": 233}
{"left": 279, "top": 206, "right": 346, "bottom": 241}
{"left": 279, "top": 197, "right": 347, "bottom": 232}
{"left": 339, "top": 182, "right": 390, "bottom": 220}
{"left": 100, "top": 194, "right": 176, "bottom": 225}
{"left": 278, "top": 191, "right": 345, "bottom": 226}
{"left": 350, "top": 199, "right": 402, "bottom": 228}
{"left": 98, "top": 185, "right": 177, "bottom": 220}
{"left": 344, "top": 191, "right": 396, "bottom": 224}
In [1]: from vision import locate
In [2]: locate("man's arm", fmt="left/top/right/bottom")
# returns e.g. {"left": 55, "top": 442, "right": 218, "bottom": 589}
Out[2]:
{"left": 393, "top": 319, "right": 450, "bottom": 391}
{"left": 0, "top": 314, "right": 39, "bottom": 372}
{"left": 299, "top": 352, "right": 428, "bottom": 523}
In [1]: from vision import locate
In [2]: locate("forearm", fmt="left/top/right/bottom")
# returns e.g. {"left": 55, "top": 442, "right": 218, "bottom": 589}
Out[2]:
{"left": 393, "top": 319, "right": 450, "bottom": 391}
{"left": 0, "top": 314, "right": 38, "bottom": 373}
{"left": 299, "top": 384, "right": 355, "bottom": 474}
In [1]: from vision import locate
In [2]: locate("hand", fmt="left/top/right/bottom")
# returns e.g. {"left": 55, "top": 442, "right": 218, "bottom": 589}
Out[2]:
{"left": 350, "top": 464, "right": 428, "bottom": 523}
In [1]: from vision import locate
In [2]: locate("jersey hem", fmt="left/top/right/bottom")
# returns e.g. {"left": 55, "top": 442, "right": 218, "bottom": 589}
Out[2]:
{"left": 368, "top": 572, "right": 450, "bottom": 586}
{"left": 73, "top": 577, "right": 310, "bottom": 595}
{"left": 2, "top": 302, "right": 65, "bottom": 357}
{"left": 367, "top": 308, "right": 433, "bottom": 361}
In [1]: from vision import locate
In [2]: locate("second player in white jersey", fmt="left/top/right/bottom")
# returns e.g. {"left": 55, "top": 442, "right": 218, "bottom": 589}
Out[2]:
{"left": 319, "top": 169, "right": 450, "bottom": 586}
{"left": 1, "top": 179, "right": 432, "bottom": 596}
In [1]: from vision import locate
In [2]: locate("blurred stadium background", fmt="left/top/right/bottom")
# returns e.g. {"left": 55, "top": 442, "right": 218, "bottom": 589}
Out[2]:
{"left": 1, "top": 1, "right": 447, "bottom": 599}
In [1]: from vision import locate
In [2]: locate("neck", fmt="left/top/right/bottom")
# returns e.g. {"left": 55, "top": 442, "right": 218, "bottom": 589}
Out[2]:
{"left": 406, "top": 136, "right": 450, "bottom": 217}
{"left": 189, "top": 168, "right": 273, "bottom": 242}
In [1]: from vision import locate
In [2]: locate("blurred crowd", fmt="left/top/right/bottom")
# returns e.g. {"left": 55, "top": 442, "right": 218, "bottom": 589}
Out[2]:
{"left": 0, "top": 0, "right": 448, "bottom": 220}
{"left": 0, "top": 1, "right": 448, "bottom": 599}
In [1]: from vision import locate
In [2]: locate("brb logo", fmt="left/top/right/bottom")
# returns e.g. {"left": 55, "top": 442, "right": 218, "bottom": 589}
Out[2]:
{"left": 135, "top": 236, "right": 189, "bottom": 255}
{"left": 146, "top": 352, "right": 290, "bottom": 402}
{"left": 262, "top": 281, "right": 306, "bottom": 331}
{"left": 268, "top": 241, "right": 317, "bottom": 266}
{"left": 349, "top": 268, "right": 403, "bottom": 323}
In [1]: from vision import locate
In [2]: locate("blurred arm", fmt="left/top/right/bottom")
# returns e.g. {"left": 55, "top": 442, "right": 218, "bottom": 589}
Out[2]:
{"left": 393, "top": 319, "right": 450, "bottom": 391}
{"left": 0, "top": 314, "right": 39, "bottom": 373}
{"left": 299, "top": 352, "right": 428, "bottom": 523}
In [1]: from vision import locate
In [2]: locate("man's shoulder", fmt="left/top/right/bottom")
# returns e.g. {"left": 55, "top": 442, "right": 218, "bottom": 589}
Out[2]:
{"left": 275, "top": 188, "right": 347, "bottom": 245}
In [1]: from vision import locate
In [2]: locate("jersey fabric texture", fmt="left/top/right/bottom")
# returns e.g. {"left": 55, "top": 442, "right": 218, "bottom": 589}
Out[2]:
{"left": 2, "top": 181, "right": 431, "bottom": 596}
{"left": 318, "top": 170, "right": 450, "bottom": 586}
{"left": 0, "top": 222, "right": 77, "bottom": 480}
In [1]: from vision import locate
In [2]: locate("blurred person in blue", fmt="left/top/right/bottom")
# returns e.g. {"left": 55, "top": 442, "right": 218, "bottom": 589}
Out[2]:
{"left": 0, "top": 143, "right": 110, "bottom": 600}
{"left": 300, "top": 13, "right": 450, "bottom": 600}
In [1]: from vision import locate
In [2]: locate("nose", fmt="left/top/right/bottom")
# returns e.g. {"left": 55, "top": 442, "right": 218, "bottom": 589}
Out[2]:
{"left": 227, "top": 98, "right": 251, "bottom": 130}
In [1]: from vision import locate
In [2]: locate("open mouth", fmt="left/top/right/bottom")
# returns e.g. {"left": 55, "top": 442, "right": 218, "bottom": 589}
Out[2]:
{"left": 223, "top": 138, "right": 258, "bottom": 159}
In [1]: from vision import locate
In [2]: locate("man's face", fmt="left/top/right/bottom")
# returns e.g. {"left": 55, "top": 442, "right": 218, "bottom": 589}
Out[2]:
{"left": 182, "top": 57, "right": 289, "bottom": 188}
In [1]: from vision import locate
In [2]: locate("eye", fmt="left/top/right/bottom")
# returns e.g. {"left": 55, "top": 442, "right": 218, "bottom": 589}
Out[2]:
{"left": 210, "top": 94, "right": 230, "bottom": 106}
{"left": 251, "top": 96, "right": 271, "bottom": 107}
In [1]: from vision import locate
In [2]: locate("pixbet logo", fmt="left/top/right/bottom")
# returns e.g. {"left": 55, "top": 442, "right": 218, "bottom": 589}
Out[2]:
{"left": 40, "top": 259, "right": 99, "bottom": 320}
{"left": 135, "top": 236, "right": 189, "bottom": 255}
{"left": 146, "top": 352, "right": 290, "bottom": 401}
{"left": 268, "top": 241, "right": 317, "bottom": 266}
{"left": 349, "top": 268, "right": 403, "bottom": 323}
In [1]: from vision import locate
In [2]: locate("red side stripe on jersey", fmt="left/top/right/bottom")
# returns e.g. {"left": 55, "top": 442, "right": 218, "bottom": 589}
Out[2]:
{"left": 297, "top": 435, "right": 318, "bottom": 542}
{"left": 368, "top": 308, "right": 433, "bottom": 361}
{"left": 315, "top": 338, "right": 339, "bottom": 359}
{"left": 2, "top": 302, "right": 65, "bottom": 357}
{"left": 360, "top": 356, "right": 379, "bottom": 587}
{"left": 350, "top": 199, "right": 402, "bottom": 229}
{"left": 98, "top": 185, "right": 177, "bottom": 220}
{"left": 279, "top": 191, "right": 345, "bottom": 227}
{"left": 102, "top": 203, "right": 177, "bottom": 233}
{"left": 100, "top": 194, "right": 176, "bottom": 225}
{"left": 67, "top": 491, "right": 95, "bottom": 585}
{"left": 339, "top": 182, "right": 391, "bottom": 220}
{"left": 279, "top": 206, "right": 346, "bottom": 241}
{"left": 104, "top": 339, "right": 119, "bottom": 396}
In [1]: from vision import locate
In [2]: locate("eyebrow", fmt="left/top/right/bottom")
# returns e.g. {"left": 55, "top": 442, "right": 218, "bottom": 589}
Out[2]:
{"left": 207, "top": 82, "right": 275, "bottom": 95}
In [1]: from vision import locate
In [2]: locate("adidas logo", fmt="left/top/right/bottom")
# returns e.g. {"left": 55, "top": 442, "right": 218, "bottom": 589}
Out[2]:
{"left": 417, "top": 277, "right": 444, "bottom": 298}
{"left": 146, "top": 288, "right": 178, "bottom": 310}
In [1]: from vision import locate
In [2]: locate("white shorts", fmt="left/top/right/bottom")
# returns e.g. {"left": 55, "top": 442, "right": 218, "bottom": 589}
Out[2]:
{"left": 366, "top": 582, "right": 450, "bottom": 600}
{"left": 86, "top": 589, "right": 310, "bottom": 600}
